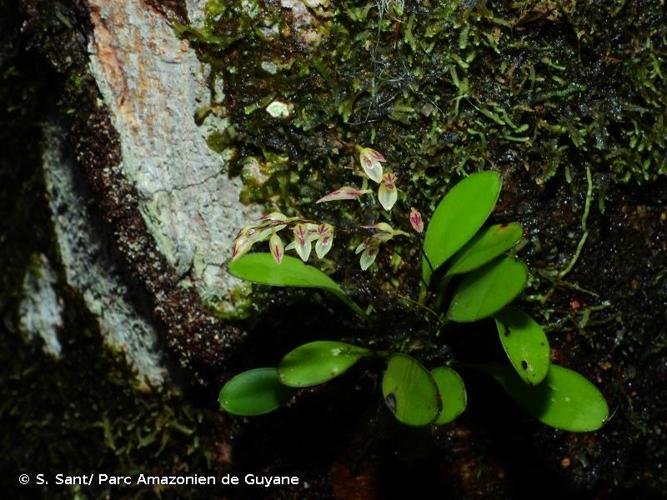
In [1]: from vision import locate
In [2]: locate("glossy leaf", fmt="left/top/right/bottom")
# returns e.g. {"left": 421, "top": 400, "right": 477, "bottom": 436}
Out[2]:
{"left": 432, "top": 366, "right": 467, "bottom": 425}
{"left": 492, "top": 364, "right": 609, "bottom": 432}
{"left": 278, "top": 341, "right": 371, "bottom": 387}
{"left": 495, "top": 309, "right": 550, "bottom": 385}
{"left": 446, "top": 223, "right": 523, "bottom": 276}
{"left": 422, "top": 171, "right": 502, "bottom": 283}
{"left": 447, "top": 256, "right": 527, "bottom": 322}
{"left": 382, "top": 354, "right": 441, "bottom": 426}
{"left": 229, "top": 253, "right": 366, "bottom": 318}
{"left": 219, "top": 368, "right": 294, "bottom": 416}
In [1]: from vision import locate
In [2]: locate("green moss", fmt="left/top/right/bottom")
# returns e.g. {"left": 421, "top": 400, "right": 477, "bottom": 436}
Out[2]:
{"left": 1, "top": 287, "right": 220, "bottom": 499}
{"left": 174, "top": 0, "right": 663, "bottom": 314}
{"left": 183, "top": 0, "right": 665, "bottom": 208}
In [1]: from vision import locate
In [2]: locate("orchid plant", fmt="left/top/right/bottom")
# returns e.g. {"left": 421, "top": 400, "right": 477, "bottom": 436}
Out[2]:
{"left": 231, "top": 146, "right": 409, "bottom": 270}
{"left": 221, "top": 158, "right": 609, "bottom": 433}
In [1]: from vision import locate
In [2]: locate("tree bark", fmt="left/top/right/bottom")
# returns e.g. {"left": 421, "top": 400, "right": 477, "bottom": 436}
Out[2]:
{"left": 16, "top": 0, "right": 253, "bottom": 386}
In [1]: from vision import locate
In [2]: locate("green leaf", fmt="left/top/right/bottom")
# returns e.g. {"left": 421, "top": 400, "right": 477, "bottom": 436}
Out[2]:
{"left": 432, "top": 367, "right": 467, "bottom": 425}
{"left": 447, "top": 256, "right": 527, "bottom": 322}
{"left": 229, "top": 253, "right": 366, "bottom": 318}
{"left": 446, "top": 223, "right": 523, "bottom": 276}
{"left": 278, "top": 341, "right": 371, "bottom": 387}
{"left": 495, "top": 309, "right": 550, "bottom": 385}
{"left": 492, "top": 364, "right": 609, "bottom": 432}
{"left": 382, "top": 354, "right": 441, "bottom": 426}
{"left": 219, "top": 368, "right": 294, "bottom": 416}
{"left": 422, "top": 171, "right": 502, "bottom": 284}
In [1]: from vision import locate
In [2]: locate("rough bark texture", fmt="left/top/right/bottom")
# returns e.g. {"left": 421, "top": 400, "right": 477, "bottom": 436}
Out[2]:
{"left": 9, "top": 0, "right": 251, "bottom": 384}
{"left": 43, "top": 122, "right": 165, "bottom": 384}
{"left": 87, "top": 0, "right": 257, "bottom": 299}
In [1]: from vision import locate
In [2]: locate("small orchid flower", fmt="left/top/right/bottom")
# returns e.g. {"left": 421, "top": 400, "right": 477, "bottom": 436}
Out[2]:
{"left": 409, "top": 208, "right": 424, "bottom": 233}
{"left": 355, "top": 238, "right": 380, "bottom": 270}
{"left": 231, "top": 223, "right": 260, "bottom": 261}
{"left": 378, "top": 172, "right": 398, "bottom": 211}
{"left": 361, "top": 222, "right": 409, "bottom": 241}
{"left": 269, "top": 232, "right": 284, "bottom": 264}
{"left": 231, "top": 212, "right": 292, "bottom": 261}
{"left": 259, "top": 212, "right": 288, "bottom": 223}
{"left": 314, "top": 223, "right": 334, "bottom": 259}
{"left": 231, "top": 231, "right": 253, "bottom": 261}
{"left": 357, "top": 146, "right": 386, "bottom": 183}
{"left": 257, "top": 211, "right": 289, "bottom": 232}
{"left": 316, "top": 186, "right": 371, "bottom": 204}
{"left": 286, "top": 223, "right": 314, "bottom": 262}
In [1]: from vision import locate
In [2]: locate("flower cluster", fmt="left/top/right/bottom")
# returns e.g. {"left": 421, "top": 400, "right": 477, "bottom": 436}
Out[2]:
{"left": 232, "top": 212, "right": 334, "bottom": 265}
{"left": 317, "top": 146, "right": 399, "bottom": 212}
{"left": 231, "top": 146, "right": 424, "bottom": 270}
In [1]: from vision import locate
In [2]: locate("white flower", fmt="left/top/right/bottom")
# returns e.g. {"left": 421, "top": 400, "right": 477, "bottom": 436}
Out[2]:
{"left": 355, "top": 238, "right": 380, "bottom": 270}
{"left": 358, "top": 146, "right": 386, "bottom": 183}
{"left": 378, "top": 172, "right": 398, "bottom": 211}
{"left": 269, "top": 232, "right": 284, "bottom": 264}
{"left": 286, "top": 223, "right": 315, "bottom": 262}
{"left": 314, "top": 224, "right": 334, "bottom": 259}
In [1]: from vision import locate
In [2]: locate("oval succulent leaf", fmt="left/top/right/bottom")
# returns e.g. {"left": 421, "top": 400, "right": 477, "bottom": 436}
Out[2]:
{"left": 278, "top": 341, "right": 371, "bottom": 387}
{"left": 228, "top": 253, "right": 366, "bottom": 318}
{"left": 422, "top": 171, "right": 502, "bottom": 284}
{"left": 447, "top": 256, "right": 528, "bottom": 322}
{"left": 382, "top": 354, "right": 441, "bottom": 426}
{"left": 431, "top": 366, "right": 467, "bottom": 425}
{"left": 492, "top": 364, "right": 609, "bottom": 432}
{"left": 219, "top": 368, "right": 294, "bottom": 416}
{"left": 495, "top": 309, "right": 550, "bottom": 385}
{"left": 446, "top": 223, "right": 523, "bottom": 276}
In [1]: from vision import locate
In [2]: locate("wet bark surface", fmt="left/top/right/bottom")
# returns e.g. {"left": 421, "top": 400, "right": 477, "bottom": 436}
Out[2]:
{"left": 1, "top": 0, "right": 665, "bottom": 499}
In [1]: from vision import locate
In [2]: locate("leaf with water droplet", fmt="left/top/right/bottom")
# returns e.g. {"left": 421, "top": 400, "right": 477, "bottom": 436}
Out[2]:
{"left": 446, "top": 223, "right": 523, "bottom": 276}
{"left": 278, "top": 341, "right": 371, "bottom": 387}
{"left": 447, "top": 256, "right": 527, "bottom": 322}
{"left": 382, "top": 354, "right": 441, "bottom": 426}
{"left": 492, "top": 364, "right": 609, "bottom": 432}
{"left": 229, "top": 253, "right": 366, "bottom": 318}
{"left": 422, "top": 171, "right": 502, "bottom": 284}
{"left": 219, "top": 368, "right": 294, "bottom": 416}
{"left": 495, "top": 309, "right": 550, "bottom": 385}
{"left": 432, "top": 366, "right": 467, "bottom": 425}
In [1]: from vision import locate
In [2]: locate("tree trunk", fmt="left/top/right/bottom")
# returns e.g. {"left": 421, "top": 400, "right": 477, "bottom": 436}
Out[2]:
{"left": 16, "top": 0, "right": 254, "bottom": 385}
